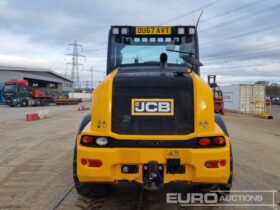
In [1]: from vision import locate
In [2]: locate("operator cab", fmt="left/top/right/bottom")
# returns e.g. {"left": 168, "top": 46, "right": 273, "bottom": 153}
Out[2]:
{"left": 106, "top": 26, "right": 201, "bottom": 75}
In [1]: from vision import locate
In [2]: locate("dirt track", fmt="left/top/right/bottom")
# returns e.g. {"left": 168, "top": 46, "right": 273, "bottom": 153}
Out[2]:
{"left": 0, "top": 107, "right": 279, "bottom": 210}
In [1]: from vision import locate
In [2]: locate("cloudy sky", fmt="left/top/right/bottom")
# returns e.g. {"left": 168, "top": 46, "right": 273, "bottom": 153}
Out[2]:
{"left": 0, "top": 0, "right": 280, "bottom": 86}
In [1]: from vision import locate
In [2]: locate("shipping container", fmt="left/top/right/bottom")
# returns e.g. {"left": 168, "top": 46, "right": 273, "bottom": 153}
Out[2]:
{"left": 220, "top": 84, "right": 265, "bottom": 113}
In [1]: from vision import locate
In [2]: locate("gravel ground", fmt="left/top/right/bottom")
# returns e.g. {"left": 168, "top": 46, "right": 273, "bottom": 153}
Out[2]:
{"left": 0, "top": 102, "right": 91, "bottom": 121}
{"left": 0, "top": 106, "right": 279, "bottom": 210}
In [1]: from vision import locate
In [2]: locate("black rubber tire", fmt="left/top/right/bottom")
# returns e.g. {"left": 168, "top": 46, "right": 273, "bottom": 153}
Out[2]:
{"left": 77, "top": 114, "right": 91, "bottom": 134}
{"left": 228, "top": 144, "right": 233, "bottom": 189}
{"left": 73, "top": 144, "right": 108, "bottom": 197}
{"left": 215, "top": 114, "right": 233, "bottom": 190}
{"left": 215, "top": 145, "right": 233, "bottom": 197}
{"left": 73, "top": 114, "right": 109, "bottom": 197}
{"left": 215, "top": 114, "right": 229, "bottom": 136}
{"left": 214, "top": 115, "right": 232, "bottom": 195}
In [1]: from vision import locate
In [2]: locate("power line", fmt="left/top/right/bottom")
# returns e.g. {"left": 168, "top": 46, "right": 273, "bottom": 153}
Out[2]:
{"left": 200, "top": 0, "right": 266, "bottom": 24}
{"left": 159, "top": 0, "right": 224, "bottom": 25}
{"left": 202, "top": 68, "right": 280, "bottom": 77}
{"left": 203, "top": 48, "right": 280, "bottom": 61}
{"left": 200, "top": 2, "right": 280, "bottom": 33}
{"left": 80, "top": 80, "right": 102, "bottom": 88}
{"left": 201, "top": 41, "right": 280, "bottom": 59}
{"left": 202, "top": 47, "right": 280, "bottom": 60}
{"left": 84, "top": 43, "right": 107, "bottom": 49}
{"left": 203, "top": 60, "right": 280, "bottom": 70}
{"left": 200, "top": 23, "right": 280, "bottom": 46}
{"left": 86, "top": 56, "right": 107, "bottom": 61}
{"left": 50, "top": 56, "right": 65, "bottom": 70}
{"left": 84, "top": 43, "right": 107, "bottom": 51}
{"left": 79, "top": 67, "right": 105, "bottom": 89}
{"left": 83, "top": 47, "right": 107, "bottom": 53}
{"left": 203, "top": 50, "right": 280, "bottom": 65}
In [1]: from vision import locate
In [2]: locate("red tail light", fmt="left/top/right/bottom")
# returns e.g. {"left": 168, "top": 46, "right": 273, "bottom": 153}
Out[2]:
{"left": 88, "top": 159, "right": 102, "bottom": 167}
{"left": 81, "top": 159, "right": 102, "bottom": 167}
{"left": 205, "top": 160, "right": 219, "bottom": 168}
{"left": 220, "top": 160, "right": 226, "bottom": 166}
{"left": 205, "top": 160, "right": 226, "bottom": 168}
{"left": 213, "top": 137, "right": 225, "bottom": 146}
{"left": 198, "top": 138, "right": 211, "bottom": 147}
{"left": 81, "top": 136, "right": 94, "bottom": 144}
{"left": 81, "top": 158, "right": 87, "bottom": 165}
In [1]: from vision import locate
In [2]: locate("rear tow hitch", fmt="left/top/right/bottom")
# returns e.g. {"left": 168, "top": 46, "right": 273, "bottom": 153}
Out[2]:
{"left": 143, "top": 161, "right": 164, "bottom": 190}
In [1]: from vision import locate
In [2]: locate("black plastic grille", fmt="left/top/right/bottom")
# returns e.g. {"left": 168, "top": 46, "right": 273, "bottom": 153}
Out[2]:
{"left": 111, "top": 72, "right": 194, "bottom": 135}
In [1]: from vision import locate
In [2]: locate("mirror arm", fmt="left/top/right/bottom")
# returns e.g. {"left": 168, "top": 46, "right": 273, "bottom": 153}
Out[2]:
{"left": 166, "top": 49, "right": 198, "bottom": 57}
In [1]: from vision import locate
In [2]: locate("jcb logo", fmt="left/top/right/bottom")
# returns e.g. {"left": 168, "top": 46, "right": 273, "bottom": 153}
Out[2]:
{"left": 131, "top": 99, "right": 174, "bottom": 116}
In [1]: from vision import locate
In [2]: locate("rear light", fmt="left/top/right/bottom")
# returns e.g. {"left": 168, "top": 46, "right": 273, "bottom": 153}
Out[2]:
{"left": 81, "top": 136, "right": 94, "bottom": 144}
{"left": 197, "top": 136, "right": 226, "bottom": 147}
{"left": 198, "top": 138, "right": 211, "bottom": 147}
{"left": 121, "top": 27, "right": 129, "bottom": 35}
{"left": 205, "top": 160, "right": 227, "bottom": 168}
{"left": 213, "top": 137, "right": 225, "bottom": 146}
{"left": 189, "top": 28, "right": 196, "bottom": 35}
{"left": 96, "top": 137, "right": 108, "bottom": 146}
{"left": 220, "top": 160, "right": 226, "bottom": 166}
{"left": 112, "top": 27, "right": 119, "bottom": 35}
{"left": 121, "top": 164, "right": 139, "bottom": 174}
{"left": 81, "top": 159, "right": 102, "bottom": 167}
{"left": 178, "top": 27, "right": 185, "bottom": 34}
{"left": 81, "top": 159, "right": 87, "bottom": 165}
{"left": 88, "top": 159, "right": 102, "bottom": 167}
{"left": 205, "top": 160, "right": 219, "bottom": 168}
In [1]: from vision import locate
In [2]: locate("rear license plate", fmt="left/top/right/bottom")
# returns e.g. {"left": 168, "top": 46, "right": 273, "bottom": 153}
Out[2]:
{"left": 136, "top": 26, "right": 171, "bottom": 35}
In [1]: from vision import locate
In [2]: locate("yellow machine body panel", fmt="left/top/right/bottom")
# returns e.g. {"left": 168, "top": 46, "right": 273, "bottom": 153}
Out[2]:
{"left": 76, "top": 68, "right": 231, "bottom": 185}
{"left": 89, "top": 70, "right": 215, "bottom": 139}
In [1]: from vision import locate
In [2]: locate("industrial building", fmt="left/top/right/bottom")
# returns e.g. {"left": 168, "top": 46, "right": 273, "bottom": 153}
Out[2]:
{"left": 0, "top": 66, "right": 73, "bottom": 103}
